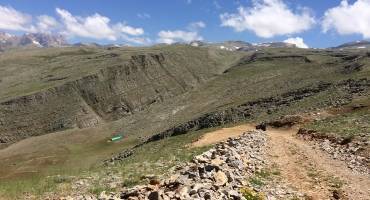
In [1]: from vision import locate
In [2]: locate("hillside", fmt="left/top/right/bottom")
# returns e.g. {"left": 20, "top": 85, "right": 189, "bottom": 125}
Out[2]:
{"left": 0, "top": 45, "right": 243, "bottom": 146}
{"left": 0, "top": 45, "right": 369, "bottom": 199}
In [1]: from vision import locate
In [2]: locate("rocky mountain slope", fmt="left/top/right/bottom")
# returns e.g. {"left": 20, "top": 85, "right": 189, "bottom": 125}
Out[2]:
{"left": 0, "top": 43, "right": 369, "bottom": 199}
{"left": 0, "top": 32, "right": 67, "bottom": 49}
{"left": 333, "top": 40, "right": 370, "bottom": 50}
{"left": 0, "top": 46, "right": 242, "bottom": 146}
{"left": 189, "top": 40, "right": 296, "bottom": 51}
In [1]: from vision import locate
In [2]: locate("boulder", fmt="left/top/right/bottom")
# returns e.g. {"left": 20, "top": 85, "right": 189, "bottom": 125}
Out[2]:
{"left": 213, "top": 171, "right": 228, "bottom": 186}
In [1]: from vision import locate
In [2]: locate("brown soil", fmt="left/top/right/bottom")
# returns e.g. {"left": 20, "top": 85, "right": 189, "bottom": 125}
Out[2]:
{"left": 190, "top": 124, "right": 256, "bottom": 148}
{"left": 267, "top": 127, "right": 370, "bottom": 200}
{"left": 189, "top": 123, "right": 370, "bottom": 199}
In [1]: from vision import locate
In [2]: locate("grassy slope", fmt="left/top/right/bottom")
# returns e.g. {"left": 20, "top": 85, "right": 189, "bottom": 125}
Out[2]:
{"left": 304, "top": 98, "right": 370, "bottom": 139}
{"left": 0, "top": 45, "right": 243, "bottom": 102}
{"left": 0, "top": 46, "right": 369, "bottom": 198}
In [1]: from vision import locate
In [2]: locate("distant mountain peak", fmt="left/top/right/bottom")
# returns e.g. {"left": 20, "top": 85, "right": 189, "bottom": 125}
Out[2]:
{"left": 188, "top": 40, "right": 297, "bottom": 51}
{"left": 0, "top": 32, "right": 68, "bottom": 49}
{"left": 334, "top": 40, "right": 370, "bottom": 49}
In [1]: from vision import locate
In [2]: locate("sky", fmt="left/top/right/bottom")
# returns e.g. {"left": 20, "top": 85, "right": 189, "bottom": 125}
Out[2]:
{"left": 0, "top": 0, "right": 369, "bottom": 48}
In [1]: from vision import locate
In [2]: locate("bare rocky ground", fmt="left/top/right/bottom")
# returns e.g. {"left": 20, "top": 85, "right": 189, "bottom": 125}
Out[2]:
{"left": 52, "top": 124, "right": 370, "bottom": 200}
{"left": 298, "top": 128, "right": 370, "bottom": 174}
{"left": 268, "top": 128, "right": 370, "bottom": 200}
{"left": 58, "top": 131, "right": 305, "bottom": 200}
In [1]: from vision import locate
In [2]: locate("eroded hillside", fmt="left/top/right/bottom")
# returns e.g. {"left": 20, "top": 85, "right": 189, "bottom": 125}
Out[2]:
{"left": 0, "top": 45, "right": 369, "bottom": 199}
{"left": 0, "top": 46, "right": 243, "bottom": 145}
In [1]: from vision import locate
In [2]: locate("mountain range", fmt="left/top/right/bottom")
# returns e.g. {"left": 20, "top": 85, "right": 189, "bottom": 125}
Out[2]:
{"left": 0, "top": 32, "right": 68, "bottom": 49}
{"left": 333, "top": 40, "right": 370, "bottom": 50}
{"left": 0, "top": 31, "right": 369, "bottom": 51}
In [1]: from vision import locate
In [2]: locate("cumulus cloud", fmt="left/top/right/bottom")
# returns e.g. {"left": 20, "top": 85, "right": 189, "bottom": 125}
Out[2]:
{"left": 56, "top": 8, "right": 117, "bottom": 40}
{"left": 37, "top": 15, "right": 59, "bottom": 32}
{"left": 220, "top": 0, "right": 315, "bottom": 38}
{"left": 114, "top": 23, "right": 144, "bottom": 36}
{"left": 188, "top": 21, "right": 206, "bottom": 31}
{"left": 55, "top": 8, "right": 148, "bottom": 44}
{"left": 0, "top": 5, "right": 34, "bottom": 32}
{"left": 284, "top": 37, "right": 309, "bottom": 48}
{"left": 157, "top": 21, "right": 206, "bottom": 44}
{"left": 0, "top": 5, "right": 149, "bottom": 44}
{"left": 322, "top": 0, "right": 370, "bottom": 38}
{"left": 120, "top": 33, "right": 151, "bottom": 45}
{"left": 157, "top": 30, "right": 202, "bottom": 44}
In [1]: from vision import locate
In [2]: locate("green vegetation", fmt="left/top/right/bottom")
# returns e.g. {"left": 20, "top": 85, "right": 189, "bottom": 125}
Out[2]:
{"left": 0, "top": 45, "right": 369, "bottom": 198}
{"left": 240, "top": 187, "right": 265, "bottom": 200}
{"left": 0, "top": 127, "right": 212, "bottom": 199}
{"left": 326, "top": 176, "right": 345, "bottom": 189}
{"left": 249, "top": 168, "right": 280, "bottom": 188}
{"left": 304, "top": 100, "right": 370, "bottom": 139}
{"left": 116, "top": 129, "right": 212, "bottom": 187}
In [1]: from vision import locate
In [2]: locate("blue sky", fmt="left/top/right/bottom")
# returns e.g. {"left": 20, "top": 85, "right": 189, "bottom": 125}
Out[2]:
{"left": 0, "top": 0, "right": 369, "bottom": 48}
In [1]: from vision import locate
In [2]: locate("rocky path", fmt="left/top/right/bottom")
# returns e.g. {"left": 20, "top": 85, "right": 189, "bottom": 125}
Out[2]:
{"left": 189, "top": 124, "right": 256, "bottom": 148}
{"left": 59, "top": 125, "right": 370, "bottom": 200}
{"left": 114, "top": 131, "right": 303, "bottom": 200}
{"left": 268, "top": 128, "right": 370, "bottom": 200}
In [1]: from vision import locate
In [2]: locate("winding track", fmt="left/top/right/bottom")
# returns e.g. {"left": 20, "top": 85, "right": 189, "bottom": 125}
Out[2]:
{"left": 193, "top": 125, "right": 370, "bottom": 199}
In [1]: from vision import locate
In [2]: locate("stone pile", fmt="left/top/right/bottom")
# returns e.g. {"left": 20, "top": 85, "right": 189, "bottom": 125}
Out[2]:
{"left": 298, "top": 128, "right": 369, "bottom": 174}
{"left": 57, "top": 130, "right": 305, "bottom": 200}
{"left": 312, "top": 138, "right": 369, "bottom": 174}
{"left": 111, "top": 131, "right": 302, "bottom": 200}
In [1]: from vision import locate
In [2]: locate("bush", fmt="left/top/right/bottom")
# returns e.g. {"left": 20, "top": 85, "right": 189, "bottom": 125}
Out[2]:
{"left": 240, "top": 187, "right": 265, "bottom": 200}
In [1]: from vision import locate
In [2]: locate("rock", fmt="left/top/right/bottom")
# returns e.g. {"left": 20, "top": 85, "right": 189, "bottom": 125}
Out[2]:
{"left": 149, "top": 179, "right": 161, "bottom": 185}
{"left": 332, "top": 189, "right": 345, "bottom": 199}
{"left": 91, "top": 131, "right": 306, "bottom": 200}
{"left": 210, "top": 157, "right": 224, "bottom": 166}
{"left": 177, "top": 186, "right": 190, "bottom": 198}
{"left": 228, "top": 190, "right": 242, "bottom": 199}
{"left": 213, "top": 171, "right": 228, "bottom": 186}
{"left": 98, "top": 191, "right": 109, "bottom": 200}
{"left": 148, "top": 191, "right": 161, "bottom": 200}
{"left": 256, "top": 122, "right": 267, "bottom": 131}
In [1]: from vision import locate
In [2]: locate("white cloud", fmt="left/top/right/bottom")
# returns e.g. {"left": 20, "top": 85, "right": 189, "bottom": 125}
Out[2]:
{"left": 0, "top": 5, "right": 149, "bottom": 45}
{"left": 157, "top": 30, "right": 202, "bottom": 44}
{"left": 55, "top": 8, "right": 147, "bottom": 44}
{"left": 220, "top": 0, "right": 315, "bottom": 38}
{"left": 188, "top": 21, "right": 206, "bottom": 31}
{"left": 121, "top": 34, "right": 151, "bottom": 45}
{"left": 56, "top": 8, "right": 117, "bottom": 40}
{"left": 284, "top": 37, "right": 309, "bottom": 48}
{"left": 157, "top": 21, "right": 205, "bottom": 44}
{"left": 114, "top": 23, "right": 144, "bottom": 36}
{"left": 137, "top": 13, "right": 151, "bottom": 19}
{"left": 37, "top": 15, "right": 59, "bottom": 33}
{"left": 322, "top": 0, "right": 370, "bottom": 38}
{"left": 0, "top": 5, "right": 34, "bottom": 32}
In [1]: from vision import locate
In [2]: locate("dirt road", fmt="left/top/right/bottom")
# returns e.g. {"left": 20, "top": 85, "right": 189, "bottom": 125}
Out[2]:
{"left": 190, "top": 124, "right": 256, "bottom": 148}
{"left": 191, "top": 124, "right": 370, "bottom": 199}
